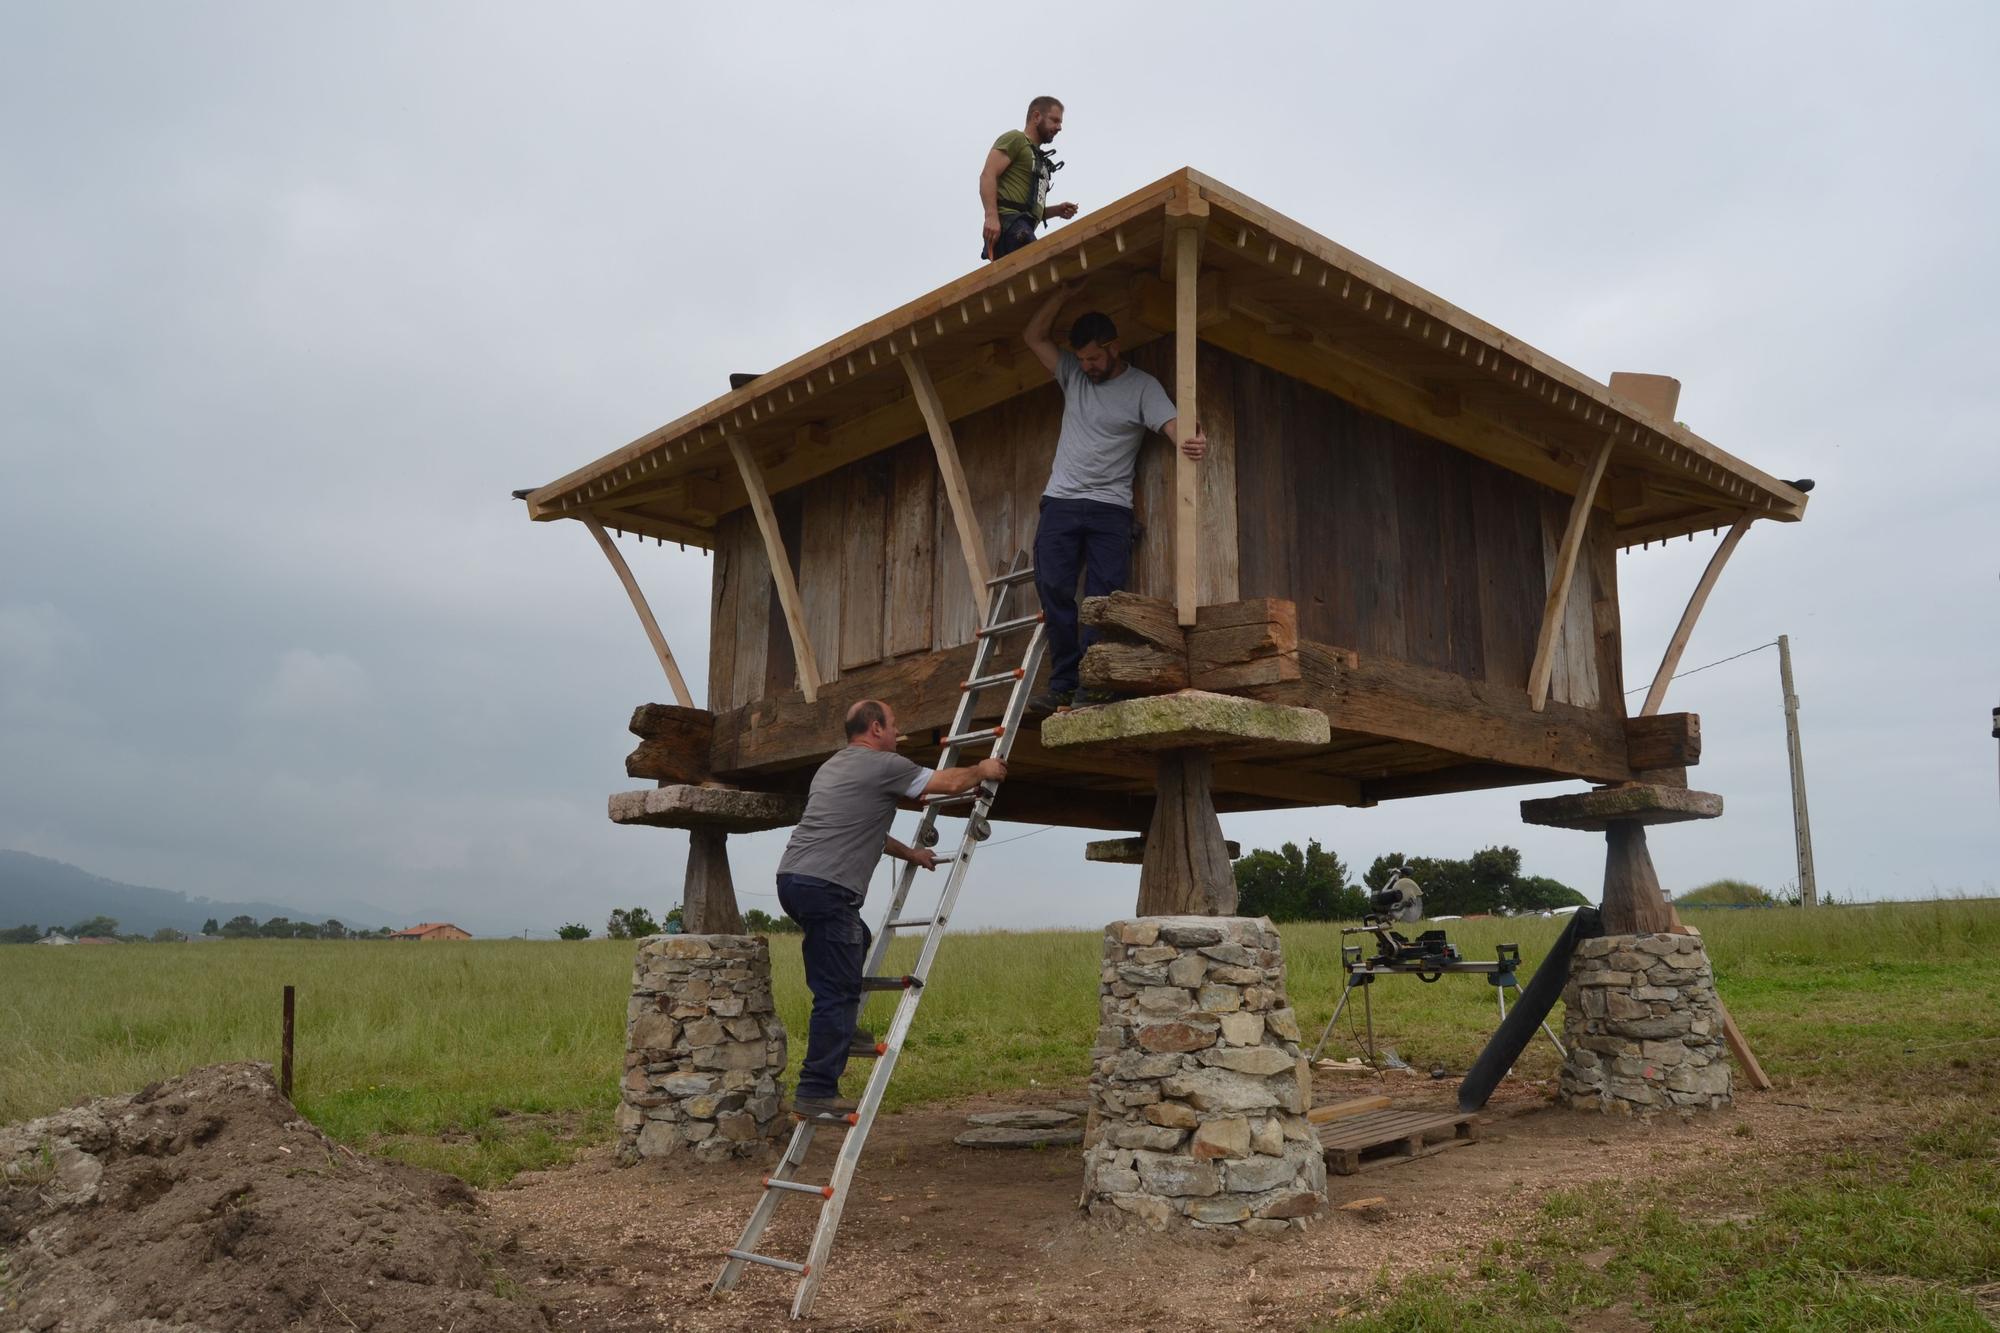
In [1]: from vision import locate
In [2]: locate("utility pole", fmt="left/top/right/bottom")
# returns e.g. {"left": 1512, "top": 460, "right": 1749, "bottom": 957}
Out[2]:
{"left": 1777, "top": 634, "right": 1817, "bottom": 907}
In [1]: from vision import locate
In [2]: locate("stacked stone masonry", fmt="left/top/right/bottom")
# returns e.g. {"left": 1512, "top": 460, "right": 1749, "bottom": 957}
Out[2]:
{"left": 618, "top": 933, "right": 789, "bottom": 1163}
{"left": 1083, "top": 916, "right": 1327, "bottom": 1234}
{"left": 1560, "top": 932, "right": 1732, "bottom": 1115}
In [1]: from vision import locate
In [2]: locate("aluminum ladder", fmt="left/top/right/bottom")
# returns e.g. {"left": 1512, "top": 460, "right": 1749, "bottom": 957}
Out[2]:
{"left": 712, "top": 551, "right": 1047, "bottom": 1319}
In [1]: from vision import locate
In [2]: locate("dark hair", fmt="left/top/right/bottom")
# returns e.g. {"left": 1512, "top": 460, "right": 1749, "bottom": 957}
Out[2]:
{"left": 1027, "top": 96, "right": 1063, "bottom": 121}
{"left": 845, "top": 699, "right": 888, "bottom": 739}
{"left": 1068, "top": 311, "right": 1117, "bottom": 350}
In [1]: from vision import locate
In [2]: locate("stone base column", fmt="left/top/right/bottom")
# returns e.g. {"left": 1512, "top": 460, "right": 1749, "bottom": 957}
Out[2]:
{"left": 1083, "top": 916, "right": 1326, "bottom": 1234}
{"left": 617, "top": 934, "right": 789, "bottom": 1163}
{"left": 1561, "top": 933, "right": 1732, "bottom": 1115}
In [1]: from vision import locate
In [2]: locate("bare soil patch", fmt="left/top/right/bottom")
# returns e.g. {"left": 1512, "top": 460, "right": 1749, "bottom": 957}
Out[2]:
{"left": 1, "top": 1063, "right": 554, "bottom": 1333}
{"left": 488, "top": 1072, "right": 1877, "bottom": 1331}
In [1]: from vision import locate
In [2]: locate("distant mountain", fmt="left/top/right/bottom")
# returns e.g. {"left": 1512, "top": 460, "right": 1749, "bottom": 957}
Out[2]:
{"left": 0, "top": 850, "right": 403, "bottom": 937}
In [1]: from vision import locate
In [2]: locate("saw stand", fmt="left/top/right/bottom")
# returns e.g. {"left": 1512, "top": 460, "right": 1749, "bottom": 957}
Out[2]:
{"left": 1309, "top": 937, "right": 1568, "bottom": 1069}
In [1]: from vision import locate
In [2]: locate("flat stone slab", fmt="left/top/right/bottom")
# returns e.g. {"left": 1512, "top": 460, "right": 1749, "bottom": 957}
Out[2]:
{"left": 1087, "top": 836, "right": 1239, "bottom": 865}
{"left": 953, "top": 1125, "right": 1086, "bottom": 1149}
{"left": 1520, "top": 783, "right": 1723, "bottom": 832}
{"left": 1040, "top": 689, "right": 1329, "bottom": 759}
{"left": 609, "top": 784, "right": 805, "bottom": 833}
{"left": 964, "top": 1109, "right": 1079, "bottom": 1129}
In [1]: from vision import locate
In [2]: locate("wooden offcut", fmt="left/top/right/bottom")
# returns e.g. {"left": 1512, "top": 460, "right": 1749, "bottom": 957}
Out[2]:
{"left": 625, "top": 704, "right": 715, "bottom": 784}
{"left": 1307, "top": 1094, "right": 1393, "bottom": 1126}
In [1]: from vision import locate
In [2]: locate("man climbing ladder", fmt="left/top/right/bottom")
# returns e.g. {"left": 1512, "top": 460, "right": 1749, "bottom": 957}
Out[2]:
{"left": 715, "top": 553, "right": 1048, "bottom": 1319}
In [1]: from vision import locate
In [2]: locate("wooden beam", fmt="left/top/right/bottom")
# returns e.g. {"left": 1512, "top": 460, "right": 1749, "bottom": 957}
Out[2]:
{"left": 1639, "top": 512, "right": 1755, "bottom": 716}
{"left": 899, "top": 351, "right": 992, "bottom": 622}
{"left": 581, "top": 512, "right": 694, "bottom": 707}
{"left": 1527, "top": 439, "right": 1615, "bottom": 712}
{"left": 725, "top": 433, "right": 822, "bottom": 703}
{"left": 1173, "top": 225, "right": 1202, "bottom": 626}
{"left": 1625, "top": 713, "right": 1701, "bottom": 771}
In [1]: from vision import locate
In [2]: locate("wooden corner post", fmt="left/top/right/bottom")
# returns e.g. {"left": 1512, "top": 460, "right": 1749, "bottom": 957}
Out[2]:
{"left": 581, "top": 512, "right": 695, "bottom": 708}
{"left": 1528, "top": 439, "right": 1616, "bottom": 711}
{"left": 900, "top": 351, "right": 992, "bottom": 622}
{"left": 725, "top": 433, "right": 822, "bottom": 702}
{"left": 1172, "top": 220, "right": 1204, "bottom": 627}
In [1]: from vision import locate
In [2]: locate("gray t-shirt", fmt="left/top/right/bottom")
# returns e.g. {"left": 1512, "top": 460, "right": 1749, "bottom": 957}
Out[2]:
{"left": 776, "top": 746, "right": 934, "bottom": 898}
{"left": 1042, "top": 351, "right": 1178, "bottom": 509}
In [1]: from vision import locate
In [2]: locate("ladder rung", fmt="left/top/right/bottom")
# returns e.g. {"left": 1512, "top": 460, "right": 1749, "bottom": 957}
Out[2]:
{"left": 885, "top": 916, "right": 940, "bottom": 930}
{"left": 861, "top": 974, "right": 922, "bottom": 991}
{"left": 941, "top": 724, "right": 1004, "bottom": 746}
{"left": 763, "top": 1177, "right": 835, "bottom": 1199}
{"left": 724, "top": 1248, "right": 809, "bottom": 1276}
{"left": 976, "top": 612, "right": 1043, "bottom": 637}
{"left": 921, "top": 791, "right": 978, "bottom": 807}
{"left": 986, "top": 567, "right": 1037, "bottom": 587}
{"left": 960, "top": 667, "right": 1026, "bottom": 689}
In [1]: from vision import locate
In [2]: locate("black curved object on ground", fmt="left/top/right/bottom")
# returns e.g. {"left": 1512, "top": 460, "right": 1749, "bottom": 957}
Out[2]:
{"left": 1457, "top": 906, "right": 1604, "bottom": 1113}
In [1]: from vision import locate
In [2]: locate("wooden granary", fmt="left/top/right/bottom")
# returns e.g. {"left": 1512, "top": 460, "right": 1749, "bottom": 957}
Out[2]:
{"left": 521, "top": 168, "right": 1808, "bottom": 936}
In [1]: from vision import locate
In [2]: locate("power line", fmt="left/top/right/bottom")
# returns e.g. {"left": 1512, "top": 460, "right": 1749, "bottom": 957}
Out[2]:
{"left": 1623, "top": 640, "right": 1778, "bottom": 696}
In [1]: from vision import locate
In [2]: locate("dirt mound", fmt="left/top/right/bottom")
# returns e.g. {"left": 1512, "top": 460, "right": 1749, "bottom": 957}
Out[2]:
{"left": 0, "top": 1063, "right": 552, "bottom": 1333}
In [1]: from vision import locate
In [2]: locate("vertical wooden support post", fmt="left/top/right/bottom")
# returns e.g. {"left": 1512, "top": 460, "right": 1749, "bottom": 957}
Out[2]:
{"left": 280, "top": 984, "right": 295, "bottom": 1100}
{"left": 1172, "top": 226, "right": 1202, "bottom": 627}
{"left": 725, "top": 433, "right": 822, "bottom": 702}
{"left": 1528, "top": 439, "right": 1615, "bottom": 711}
{"left": 1639, "top": 511, "right": 1755, "bottom": 716}
{"left": 899, "top": 352, "right": 991, "bottom": 621}
{"left": 683, "top": 828, "right": 744, "bottom": 936}
{"left": 1777, "top": 634, "right": 1817, "bottom": 909}
{"left": 1600, "top": 823, "right": 1678, "bottom": 935}
{"left": 582, "top": 512, "right": 695, "bottom": 708}
{"left": 1137, "top": 752, "right": 1237, "bottom": 916}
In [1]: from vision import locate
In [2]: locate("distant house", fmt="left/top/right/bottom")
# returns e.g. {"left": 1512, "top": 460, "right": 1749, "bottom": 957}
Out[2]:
{"left": 36, "top": 932, "right": 74, "bottom": 947}
{"left": 389, "top": 922, "right": 471, "bottom": 941}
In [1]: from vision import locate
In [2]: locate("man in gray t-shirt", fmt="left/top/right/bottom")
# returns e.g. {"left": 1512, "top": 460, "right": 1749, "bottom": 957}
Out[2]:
{"left": 775, "top": 698, "right": 1006, "bottom": 1118}
{"left": 1021, "top": 283, "right": 1208, "bottom": 711}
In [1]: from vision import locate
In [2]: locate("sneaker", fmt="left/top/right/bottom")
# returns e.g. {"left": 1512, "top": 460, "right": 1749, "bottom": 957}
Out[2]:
{"left": 792, "top": 1094, "right": 859, "bottom": 1120}
{"left": 849, "top": 1029, "right": 885, "bottom": 1058}
{"left": 1026, "top": 689, "right": 1073, "bottom": 715}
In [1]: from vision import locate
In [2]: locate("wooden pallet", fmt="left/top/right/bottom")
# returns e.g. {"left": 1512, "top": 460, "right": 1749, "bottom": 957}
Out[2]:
{"left": 1316, "top": 1107, "right": 1478, "bottom": 1175}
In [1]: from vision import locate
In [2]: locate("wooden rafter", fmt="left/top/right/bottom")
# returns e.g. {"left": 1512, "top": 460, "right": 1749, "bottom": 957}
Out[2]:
{"left": 581, "top": 512, "right": 694, "bottom": 708}
{"left": 1639, "top": 511, "right": 1756, "bottom": 716}
{"left": 1527, "top": 439, "right": 1615, "bottom": 712}
{"left": 899, "top": 351, "right": 992, "bottom": 621}
{"left": 725, "top": 433, "right": 822, "bottom": 702}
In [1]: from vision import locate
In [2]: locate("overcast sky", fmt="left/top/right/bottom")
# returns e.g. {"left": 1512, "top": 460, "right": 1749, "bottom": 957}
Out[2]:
{"left": 3, "top": 4, "right": 1995, "bottom": 936}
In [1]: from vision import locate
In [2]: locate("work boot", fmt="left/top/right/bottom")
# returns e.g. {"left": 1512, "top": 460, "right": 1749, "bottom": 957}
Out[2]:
{"left": 849, "top": 1028, "right": 885, "bottom": 1058}
{"left": 1026, "top": 688, "right": 1072, "bottom": 715}
{"left": 1071, "top": 688, "right": 1127, "bottom": 708}
{"left": 791, "top": 1093, "right": 859, "bottom": 1120}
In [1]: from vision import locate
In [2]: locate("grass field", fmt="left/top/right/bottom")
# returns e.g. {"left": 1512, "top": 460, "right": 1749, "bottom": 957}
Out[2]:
{"left": 5, "top": 900, "right": 1999, "bottom": 1325}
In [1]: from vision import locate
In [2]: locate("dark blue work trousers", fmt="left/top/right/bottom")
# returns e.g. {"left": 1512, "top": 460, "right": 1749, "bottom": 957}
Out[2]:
{"left": 775, "top": 873, "right": 872, "bottom": 1099}
{"left": 1033, "top": 496, "right": 1134, "bottom": 696}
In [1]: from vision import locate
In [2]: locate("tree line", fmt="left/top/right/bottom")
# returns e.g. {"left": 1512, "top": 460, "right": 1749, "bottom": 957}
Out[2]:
{"left": 1232, "top": 841, "right": 1587, "bottom": 922}
{"left": 1, "top": 915, "right": 397, "bottom": 943}
{"left": 558, "top": 905, "right": 802, "bottom": 940}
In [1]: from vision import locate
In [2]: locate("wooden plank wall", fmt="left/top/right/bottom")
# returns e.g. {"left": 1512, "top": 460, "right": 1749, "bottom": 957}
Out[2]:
{"left": 705, "top": 342, "right": 1608, "bottom": 716}
{"left": 1228, "top": 351, "right": 1621, "bottom": 713}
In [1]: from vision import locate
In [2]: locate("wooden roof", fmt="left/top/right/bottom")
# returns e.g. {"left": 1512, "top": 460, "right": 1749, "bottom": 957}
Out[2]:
{"left": 523, "top": 168, "right": 1807, "bottom": 551}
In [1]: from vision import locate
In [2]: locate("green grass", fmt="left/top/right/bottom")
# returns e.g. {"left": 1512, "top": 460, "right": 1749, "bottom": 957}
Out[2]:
{"left": 4, "top": 900, "right": 1998, "bottom": 1195}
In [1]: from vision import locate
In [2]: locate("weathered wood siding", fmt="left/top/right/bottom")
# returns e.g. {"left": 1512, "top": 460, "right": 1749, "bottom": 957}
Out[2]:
{"left": 708, "top": 343, "right": 1619, "bottom": 716}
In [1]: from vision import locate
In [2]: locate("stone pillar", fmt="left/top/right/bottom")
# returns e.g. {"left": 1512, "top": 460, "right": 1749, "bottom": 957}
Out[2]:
{"left": 617, "top": 934, "right": 789, "bottom": 1163}
{"left": 1560, "top": 933, "right": 1732, "bottom": 1115}
{"left": 1083, "top": 916, "right": 1326, "bottom": 1234}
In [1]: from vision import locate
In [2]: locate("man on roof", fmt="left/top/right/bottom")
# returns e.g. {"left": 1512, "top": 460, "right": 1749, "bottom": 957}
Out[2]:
{"left": 1022, "top": 284, "right": 1207, "bottom": 714}
{"left": 775, "top": 699, "right": 1006, "bottom": 1121}
{"left": 980, "top": 96, "right": 1078, "bottom": 261}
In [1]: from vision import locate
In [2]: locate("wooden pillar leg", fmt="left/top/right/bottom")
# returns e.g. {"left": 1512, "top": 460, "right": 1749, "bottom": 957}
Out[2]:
{"left": 1600, "top": 821, "right": 1677, "bottom": 936}
{"left": 682, "top": 828, "right": 744, "bottom": 936}
{"left": 1136, "top": 750, "right": 1237, "bottom": 917}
